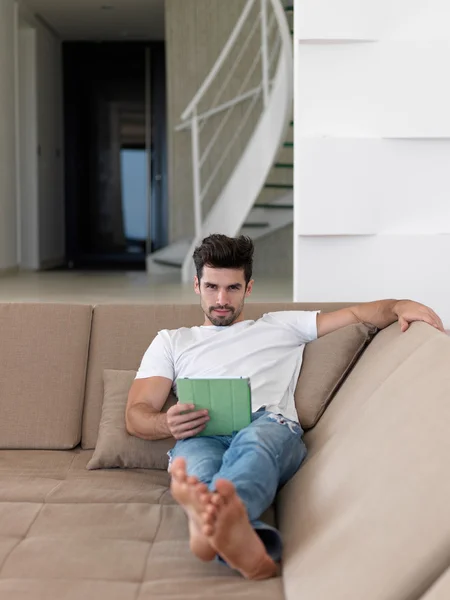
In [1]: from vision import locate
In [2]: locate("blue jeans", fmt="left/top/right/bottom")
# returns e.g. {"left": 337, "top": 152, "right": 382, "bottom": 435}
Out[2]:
{"left": 167, "top": 410, "right": 307, "bottom": 562}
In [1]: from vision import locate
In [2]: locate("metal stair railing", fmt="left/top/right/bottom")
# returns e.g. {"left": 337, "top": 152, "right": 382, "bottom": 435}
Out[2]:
{"left": 176, "top": 0, "right": 293, "bottom": 281}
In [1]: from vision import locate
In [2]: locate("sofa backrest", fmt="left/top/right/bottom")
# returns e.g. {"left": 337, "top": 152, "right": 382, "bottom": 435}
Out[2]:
{"left": 0, "top": 303, "right": 92, "bottom": 449}
{"left": 81, "top": 302, "right": 349, "bottom": 449}
{"left": 279, "top": 322, "right": 450, "bottom": 600}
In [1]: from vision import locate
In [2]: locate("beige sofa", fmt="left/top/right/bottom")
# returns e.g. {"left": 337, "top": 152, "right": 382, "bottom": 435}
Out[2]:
{"left": 1, "top": 302, "right": 450, "bottom": 600}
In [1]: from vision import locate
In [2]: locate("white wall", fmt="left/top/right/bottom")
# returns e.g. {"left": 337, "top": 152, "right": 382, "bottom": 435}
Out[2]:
{"left": 294, "top": 0, "right": 450, "bottom": 326}
{"left": 17, "top": 16, "right": 39, "bottom": 269}
{"left": 14, "top": 4, "right": 64, "bottom": 270}
{"left": 0, "top": 0, "right": 17, "bottom": 271}
{"left": 35, "top": 19, "right": 64, "bottom": 267}
{"left": 0, "top": 2, "right": 64, "bottom": 272}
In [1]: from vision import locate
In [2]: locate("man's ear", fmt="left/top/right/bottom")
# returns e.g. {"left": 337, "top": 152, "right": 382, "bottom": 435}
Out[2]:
{"left": 245, "top": 279, "right": 254, "bottom": 297}
{"left": 194, "top": 276, "right": 200, "bottom": 295}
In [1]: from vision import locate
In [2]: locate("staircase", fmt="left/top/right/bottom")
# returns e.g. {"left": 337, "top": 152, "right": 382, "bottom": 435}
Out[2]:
{"left": 147, "top": 1, "right": 294, "bottom": 281}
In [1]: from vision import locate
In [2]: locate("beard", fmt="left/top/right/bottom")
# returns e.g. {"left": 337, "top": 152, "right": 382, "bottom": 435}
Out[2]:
{"left": 204, "top": 302, "right": 244, "bottom": 326}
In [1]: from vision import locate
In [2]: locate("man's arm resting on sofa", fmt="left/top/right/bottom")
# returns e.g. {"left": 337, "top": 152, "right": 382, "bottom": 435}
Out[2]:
{"left": 126, "top": 377, "right": 210, "bottom": 441}
{"left": 317, "top": 299, "right": 444, "bottom": 338}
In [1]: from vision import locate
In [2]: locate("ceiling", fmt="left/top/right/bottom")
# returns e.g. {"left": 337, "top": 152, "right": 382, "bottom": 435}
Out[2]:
{"left": 24, "top": 0, "right": 165, "bottom": 41}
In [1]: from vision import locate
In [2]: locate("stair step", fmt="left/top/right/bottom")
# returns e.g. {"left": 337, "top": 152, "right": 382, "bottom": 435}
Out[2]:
{"left": 243, "top": 221, "right": 270, "bottom": 228}
{"left": 255, "top": 203, "right": 293, "bottom": 210}
{"left": 274, "top": 162, "right": 293, "bottom": 169}
{"left": 264, "top": 183, "right": 294, "bottom": 190}
{"left": 152, "top": 257, "right": 182, "bottom": 268}
{"left": 283, "top": 142, "right": 293, "bottom": 148}
{"left": 147, "top": 238, "right": 192, "bottom": 270}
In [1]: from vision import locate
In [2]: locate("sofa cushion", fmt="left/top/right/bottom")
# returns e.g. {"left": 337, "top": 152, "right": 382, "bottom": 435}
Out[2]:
{"left": 302, "top": 321, "right": 445, "bottom": 457}
{"left": 420, "top": 568, "right": 450, "bottom": 600}
{"left": 0, "top": 448, "right": 172, "bottom": 503}
{"left": 295, "top": 323, "right": 377, "bottom": 429}
{"left": 82, "top": 303, "right": 351, "bottom": 449}
{"left": 0, "top": 303, "right": 92, "bottom": 449}
{"left": 0, "top": 448, "right": 283, "bottom": 600}
{"left": 87, "top": 369, "right": 176, "bottom": 471}
{"left": 278, "top": 323, "right": 450, "bottom": 600}
{"left": 0, "top": 580, "right": 139, "bottom": 600}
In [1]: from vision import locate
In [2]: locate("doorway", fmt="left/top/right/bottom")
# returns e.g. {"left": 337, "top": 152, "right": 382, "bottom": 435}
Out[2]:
{"left": 63, "top": 42, "right": 167, "bottom": 269}
{"left": 121, "top": 147, "right": 147, "bottom": 254}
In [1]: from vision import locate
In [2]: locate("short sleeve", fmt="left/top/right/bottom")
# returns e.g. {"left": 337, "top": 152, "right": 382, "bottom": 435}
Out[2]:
{"left": 135, "top": 330, "right": 174, "bottom": 381}
{"left": 262, "top": 311, "right": 319, "bottom": 344}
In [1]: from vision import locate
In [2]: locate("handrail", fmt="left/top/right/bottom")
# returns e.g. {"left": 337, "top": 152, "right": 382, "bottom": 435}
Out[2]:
{"left": 200, "top": 91, "right": 262, "bottom": 202}
{"left": 200, "top": 15, "right": 261, "bottom": 130}
{"left": 174, "top": 85, "right": 262, "bottom": 132}
{"left": 175, "top": 0, "right": 293, "bottom": 260}
{"left": 269, "top": 33, "right": 281, "bottom": 71}
{"left": 199, "top": 45, "right": 266, "bottom": 169}
{"left": 260, "top": 0, "right": 269, "bottom": 106}
{"left": 180, "top": 0, "right": 256, "bottom": 121}
{"left": 177, "top": 10, "right": 276, "bottom": 133}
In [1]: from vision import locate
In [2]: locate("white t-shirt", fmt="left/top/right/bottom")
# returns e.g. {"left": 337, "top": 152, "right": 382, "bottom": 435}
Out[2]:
{"left": 136, "top": 311, "right": 319, "bottom": 423}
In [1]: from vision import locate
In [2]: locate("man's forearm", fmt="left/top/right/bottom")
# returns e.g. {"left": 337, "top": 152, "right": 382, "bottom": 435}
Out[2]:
{"left": 126, "top": 404, "right": 172, "bottom": 441}
{"left": 318, "top": 298, "right": 443, "bottom": 337}
{"left": 350, "top": 299, "right": 399, "bottom": 330}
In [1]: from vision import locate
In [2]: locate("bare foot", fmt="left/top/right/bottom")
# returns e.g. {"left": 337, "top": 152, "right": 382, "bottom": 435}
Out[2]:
{"left": 170, "top": 457, "right": 216, "bottom": 561}
{"left": 201, "top": 479, "right": 278, "bottom": 580}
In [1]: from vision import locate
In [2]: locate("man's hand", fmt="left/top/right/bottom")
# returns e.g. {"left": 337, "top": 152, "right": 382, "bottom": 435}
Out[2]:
{"left": 393, "top": 300, "right": 444, "bottom": 333}
{"left": 318, "top": 299, "right": 445, "bottom": 337}
{"left": 166, "top": 404, "right": 210, "bottom": 440}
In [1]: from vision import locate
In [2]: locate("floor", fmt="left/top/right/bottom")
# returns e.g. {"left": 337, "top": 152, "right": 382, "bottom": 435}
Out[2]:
{"left": 0, "top": 270, "right": 294, "bottom": 305}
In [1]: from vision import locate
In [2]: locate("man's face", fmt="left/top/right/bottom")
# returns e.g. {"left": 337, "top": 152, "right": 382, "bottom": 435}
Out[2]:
{"left": 194, "top": 266, "right": 253, "bottom": 326}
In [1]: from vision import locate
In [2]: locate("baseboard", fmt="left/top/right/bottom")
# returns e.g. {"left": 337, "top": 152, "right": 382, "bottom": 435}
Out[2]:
{"left": 39, "top": 257, "right": 65, "bottom": 270}
{"left": 0, "top": 266, "right": 19, "bottom": 277}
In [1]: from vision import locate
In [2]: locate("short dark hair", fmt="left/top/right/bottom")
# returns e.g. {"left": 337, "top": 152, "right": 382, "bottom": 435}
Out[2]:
{"left": 193, "top": 234, "right": 254, "bottom": 284}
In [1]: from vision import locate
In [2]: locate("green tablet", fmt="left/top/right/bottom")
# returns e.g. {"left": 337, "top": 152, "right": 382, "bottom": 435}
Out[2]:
{"left": 176, "top": 377, "right": 252, "bottom": 436}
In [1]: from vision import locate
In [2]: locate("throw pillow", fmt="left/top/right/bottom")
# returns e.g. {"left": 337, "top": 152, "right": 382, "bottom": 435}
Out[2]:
{"left": 295, "top": 323, "right": 378, "bottom": 429}
{"left": 87, "top": 369, "right": 176, "bottom": 471}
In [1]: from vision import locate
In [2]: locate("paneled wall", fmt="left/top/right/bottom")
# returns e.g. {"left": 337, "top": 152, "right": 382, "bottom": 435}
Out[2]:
{"left": 294, "top": 0, "right": 450, "bottom": 325}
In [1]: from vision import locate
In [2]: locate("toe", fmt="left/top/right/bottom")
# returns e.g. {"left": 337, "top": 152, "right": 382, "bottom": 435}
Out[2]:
{"left": 171, "top": 457, "right": 187, "bottom": 471}
{"left": 172, "top": 469, "right": 186, "bottom": 483}
{"left": 202, "top": 514, "right": 214, "bottom": 527}
{"left": 214, "top": 479, "right": 235, "bottom": 501}
{"left": 210, "top": 493, "right": 222, "bottom": 507}
{"left": 199, "top": 492, "right": 210, "bottom": 505}
{"left": 171, "top": 458, "right": 187, "bottom": 481}
{"left": 202, "top": 506, "right": 217, "bottom": 525}
{"left": 202, "top": 523, "right": 214, "bottom": 537}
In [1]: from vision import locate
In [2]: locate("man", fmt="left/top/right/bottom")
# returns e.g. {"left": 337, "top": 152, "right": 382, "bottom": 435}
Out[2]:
{"left": 126, "top": 234, "right": 444, "bottom": 580}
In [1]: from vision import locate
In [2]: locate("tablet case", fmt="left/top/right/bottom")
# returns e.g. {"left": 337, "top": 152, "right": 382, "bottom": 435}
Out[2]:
{"left": 176, "top": 377, "right": 252, "bottom": 436}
